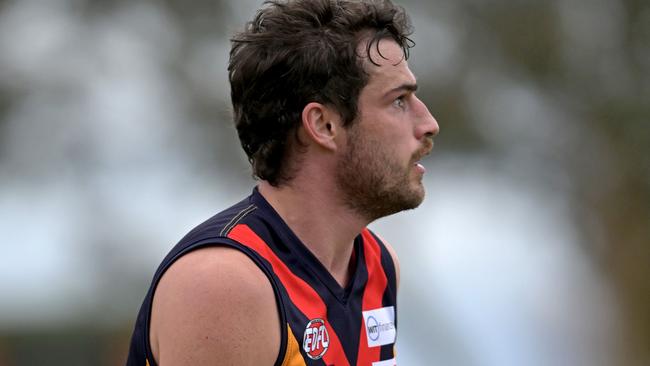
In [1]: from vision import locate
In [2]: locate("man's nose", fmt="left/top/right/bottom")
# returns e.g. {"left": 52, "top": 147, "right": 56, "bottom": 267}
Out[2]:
{"left": 415, "top": 97, "right": 439, "bottom": 139}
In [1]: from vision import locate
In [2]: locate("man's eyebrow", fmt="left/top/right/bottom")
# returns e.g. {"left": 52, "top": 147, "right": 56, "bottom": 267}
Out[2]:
{"left": 385, "top": 83, "right": 418, "bottom": 96}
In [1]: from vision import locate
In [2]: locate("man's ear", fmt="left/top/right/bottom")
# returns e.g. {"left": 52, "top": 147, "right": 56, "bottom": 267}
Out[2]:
{"left": 301, "top": 102, "right": 342, "bottom": 151}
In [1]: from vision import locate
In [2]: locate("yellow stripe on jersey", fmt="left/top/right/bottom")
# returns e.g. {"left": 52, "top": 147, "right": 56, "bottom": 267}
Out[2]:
{"left": 282, "top": 325, "right": 306, "bottom": 366}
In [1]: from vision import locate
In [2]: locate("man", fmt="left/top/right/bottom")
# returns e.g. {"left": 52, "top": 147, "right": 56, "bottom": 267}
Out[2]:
{"left": 127, "top": 0, "right": 438, "bottom": 365}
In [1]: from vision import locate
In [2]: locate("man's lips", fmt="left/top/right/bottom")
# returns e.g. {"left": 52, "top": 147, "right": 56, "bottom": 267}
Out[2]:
{"left": 411, "top": 140, "right": 434, "bottom": 173}
{"left": 412, "top": 141, "right": 433, "bottom": 165}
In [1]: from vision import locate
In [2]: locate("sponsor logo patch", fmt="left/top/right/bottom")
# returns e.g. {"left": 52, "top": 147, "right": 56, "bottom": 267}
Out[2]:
{"left": 363, "top": 306, "right": 396, "bottom": 347}
{"left": 302, "top": 318, "right": 330, "bottom": 360}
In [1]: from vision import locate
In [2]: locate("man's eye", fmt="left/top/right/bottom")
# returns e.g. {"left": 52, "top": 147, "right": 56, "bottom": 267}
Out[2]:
{"left": 393, "top": 96, "right": 406, "bottom": 109}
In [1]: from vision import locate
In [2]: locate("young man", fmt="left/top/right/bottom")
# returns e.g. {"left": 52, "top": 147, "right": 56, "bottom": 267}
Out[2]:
{"left": 127, "top": 0, "right": 439, "bottom": 365}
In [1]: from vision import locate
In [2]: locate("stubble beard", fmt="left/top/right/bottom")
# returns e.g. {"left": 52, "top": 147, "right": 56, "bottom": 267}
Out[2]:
{"left": 335, "top": 129, "right": 425, "bottom": 222}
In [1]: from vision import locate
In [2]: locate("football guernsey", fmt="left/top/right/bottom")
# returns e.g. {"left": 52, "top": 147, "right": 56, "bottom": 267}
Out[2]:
{"left": 127, "top": 188, "right": 398, "bottom": 366}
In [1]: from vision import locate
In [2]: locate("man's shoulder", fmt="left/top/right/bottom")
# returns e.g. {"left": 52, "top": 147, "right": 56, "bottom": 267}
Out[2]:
{"left": 156, "top": 246, "right": 275, "bottom": 305}
{"left": 150, "top": 246, "right": 281, "bottom": 364}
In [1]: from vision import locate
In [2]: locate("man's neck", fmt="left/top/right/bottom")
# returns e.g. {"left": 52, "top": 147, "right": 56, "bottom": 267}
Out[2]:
{"left": 258, "top": 180, "right": 367, "bottom": 287}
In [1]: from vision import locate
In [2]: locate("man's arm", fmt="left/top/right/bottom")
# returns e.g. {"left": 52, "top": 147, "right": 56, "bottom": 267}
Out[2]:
{"left": 149, "top": 246, "right": 281, "bottom": 365}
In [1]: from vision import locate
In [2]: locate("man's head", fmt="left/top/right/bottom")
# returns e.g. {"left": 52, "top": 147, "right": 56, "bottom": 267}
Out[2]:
{"left": 229, "top": 0, "right": 414, "bottom": 186}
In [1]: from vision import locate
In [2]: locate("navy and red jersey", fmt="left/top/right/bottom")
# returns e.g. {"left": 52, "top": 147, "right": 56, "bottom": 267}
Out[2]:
{"left": 127, "top": 188, "right": 398, "bottom": 366}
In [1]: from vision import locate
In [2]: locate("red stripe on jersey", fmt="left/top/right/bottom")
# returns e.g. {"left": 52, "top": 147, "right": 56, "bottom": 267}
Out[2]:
{"left": 228, "top": 224, "right": 351, "bottom": 366}
{"left": 356, "top": 229, "right": 389, "bottom": 365}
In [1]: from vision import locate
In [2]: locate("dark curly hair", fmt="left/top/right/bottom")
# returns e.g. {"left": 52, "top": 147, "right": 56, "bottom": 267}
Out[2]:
{"left": 228, "top": 0, "right": 414, "bottom": 186}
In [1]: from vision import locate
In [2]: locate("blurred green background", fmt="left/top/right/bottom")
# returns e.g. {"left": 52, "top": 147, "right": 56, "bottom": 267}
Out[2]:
{"left": 0, "top": 0, "right": 648, "bottom": 365}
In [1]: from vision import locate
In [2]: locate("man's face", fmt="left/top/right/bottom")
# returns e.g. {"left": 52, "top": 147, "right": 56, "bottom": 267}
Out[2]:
{"left": 336, "top": 38, "right": 439, "bottom": 221}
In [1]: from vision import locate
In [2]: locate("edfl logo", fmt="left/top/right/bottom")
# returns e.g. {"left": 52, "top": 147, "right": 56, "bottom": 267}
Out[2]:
{"left": 302, "top": 318, "right": 330, "bottom": 360}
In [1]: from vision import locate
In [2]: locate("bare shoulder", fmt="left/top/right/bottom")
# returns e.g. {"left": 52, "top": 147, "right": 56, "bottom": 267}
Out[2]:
{"left": 150, "top": 246, "right": 280, "bottom": 366}
{"left": 374, "top": 233, "right": 401, "bottom": 289}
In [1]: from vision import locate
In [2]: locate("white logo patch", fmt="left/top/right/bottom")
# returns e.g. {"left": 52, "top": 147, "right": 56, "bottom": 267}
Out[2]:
{"left": 302, "top": 318, "right": 329, "bottom": 360}
{"left": 362, "top": 306, "right": 396, "bottom": 347}
{"left": 372, "top": 358, "right": 397, "bottom": 366}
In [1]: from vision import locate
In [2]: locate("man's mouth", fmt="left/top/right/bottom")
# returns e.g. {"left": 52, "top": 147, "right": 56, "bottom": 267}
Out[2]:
{"left": 412, "top": 144, "right": 433, "bottom": 165}
{"left": 413, "top": 161, "right": 426, "bottom": 173}
{"left": 412, "top": 141, "right": 434, "bottom": 173}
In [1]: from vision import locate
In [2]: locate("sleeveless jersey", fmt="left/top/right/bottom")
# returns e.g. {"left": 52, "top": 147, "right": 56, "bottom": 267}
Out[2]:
{"left": 127, "top": 188, "right": 398, "bottom": 366}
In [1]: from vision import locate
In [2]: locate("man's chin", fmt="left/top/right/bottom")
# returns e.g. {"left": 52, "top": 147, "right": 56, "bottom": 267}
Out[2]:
{"left": 389, "top": 186, "right": 426, "bottom": 213}
{"left": 408, "top": 181, "right": 426, "bottom": 203}
{"left": 406, "top": 192, "right": 425, "bottom": 210}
